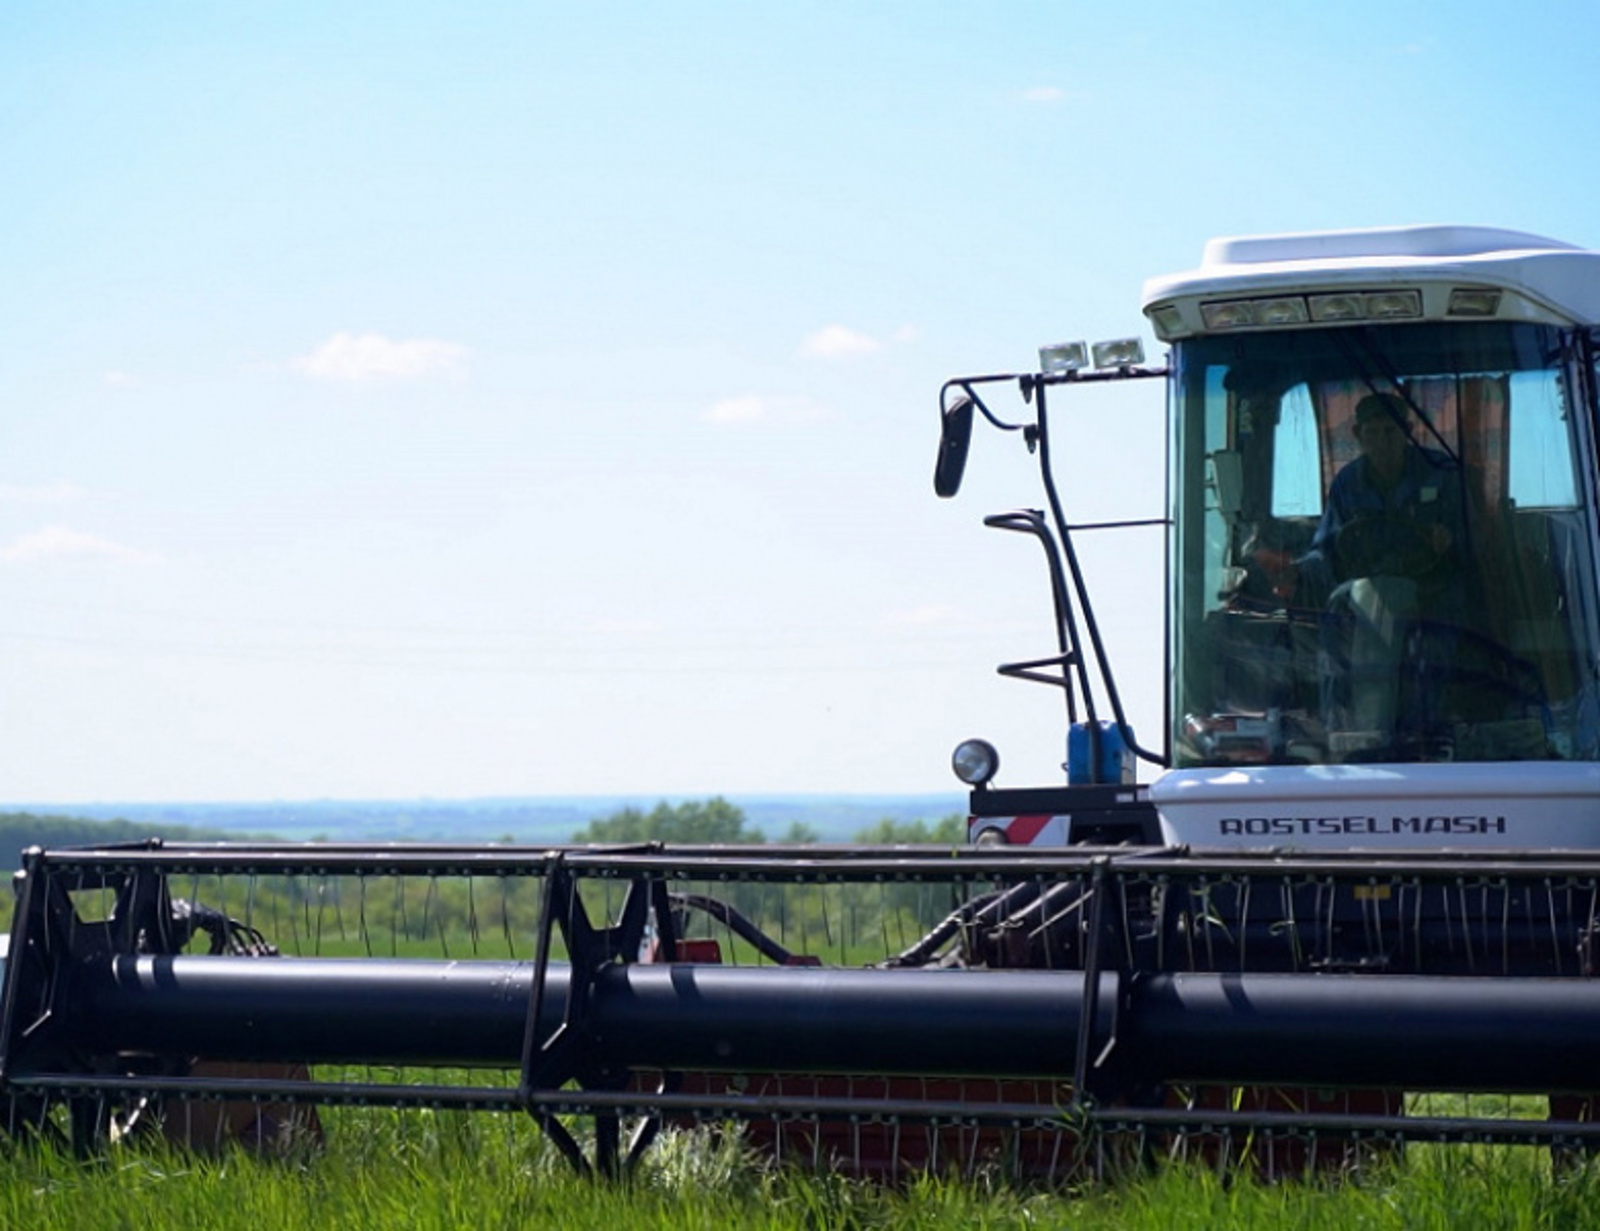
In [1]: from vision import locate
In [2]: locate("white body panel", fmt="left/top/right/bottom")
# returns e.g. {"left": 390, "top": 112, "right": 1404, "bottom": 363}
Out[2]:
{"left": 1149, "top": 762, "right": 1600, "bottom": 850}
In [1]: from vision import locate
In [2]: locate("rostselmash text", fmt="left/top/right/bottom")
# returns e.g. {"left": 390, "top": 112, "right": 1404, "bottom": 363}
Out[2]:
{"left": 1218, "top": 815, "right": 1508, "bottom": 837}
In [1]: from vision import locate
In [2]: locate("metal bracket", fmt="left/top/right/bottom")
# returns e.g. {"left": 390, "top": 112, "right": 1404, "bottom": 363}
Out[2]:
{"left": 519, "top": 858, "right": 680, "bottom": 1176}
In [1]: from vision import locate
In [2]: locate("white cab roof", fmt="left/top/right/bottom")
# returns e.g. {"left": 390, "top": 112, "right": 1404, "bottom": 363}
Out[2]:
{"left": 1143, "top": 225, "right": 1600, "bottom": 334}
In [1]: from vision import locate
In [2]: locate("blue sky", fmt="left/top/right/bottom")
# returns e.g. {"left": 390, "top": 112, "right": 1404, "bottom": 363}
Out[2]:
{"left": 4, "top": 3, "right": 1599, "bottom": 802}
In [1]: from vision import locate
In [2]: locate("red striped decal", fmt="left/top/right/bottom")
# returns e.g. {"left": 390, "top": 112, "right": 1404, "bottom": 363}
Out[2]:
{"left": 1004, "top": 814, "right": 1055, "bottom": 845}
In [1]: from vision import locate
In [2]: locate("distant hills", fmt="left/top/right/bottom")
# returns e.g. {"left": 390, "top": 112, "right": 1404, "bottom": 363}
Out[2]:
{"left": 0, "top": 811, "right": 274, "bottom": 874}
{"left": 0, "top": 793, "right": 966, "bottom": 849}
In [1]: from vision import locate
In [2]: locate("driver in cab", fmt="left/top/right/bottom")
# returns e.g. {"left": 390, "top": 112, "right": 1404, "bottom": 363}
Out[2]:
{"left": 1281, "top": 391, "right": 1474, "bottom": 748}
{"left": 1306, "top": 391, "right": 1464, "bottom": 587}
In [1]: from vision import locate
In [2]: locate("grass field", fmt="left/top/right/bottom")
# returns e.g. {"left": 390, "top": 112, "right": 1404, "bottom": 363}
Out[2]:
{"left": 24, "top": 859, "right": 1600, "bottom": 1226}
{"left": 7, "top": 1108, "right": 1600, "bottom": 1231}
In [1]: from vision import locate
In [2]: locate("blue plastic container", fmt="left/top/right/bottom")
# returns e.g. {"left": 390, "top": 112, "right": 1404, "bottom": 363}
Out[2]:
{"left": 1067, "top": 720, "right": 1134, "bottom": 785}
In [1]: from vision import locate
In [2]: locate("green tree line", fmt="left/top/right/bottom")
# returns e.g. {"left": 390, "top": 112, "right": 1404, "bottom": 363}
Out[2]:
{"left": 0, "top": 812, "right": 268, "bottom": 872}
{"left": 569, "top": 797, "right": 964, "bottom": 847}
{"left": 3, "top": 802, "right": 970, "bottom": 964}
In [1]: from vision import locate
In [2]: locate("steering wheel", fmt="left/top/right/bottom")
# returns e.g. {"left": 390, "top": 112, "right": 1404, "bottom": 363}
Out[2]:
{"left": 1335, "top": 514, "right": 1446, "bottom": 581}
{"left": 1367, "top": 618, "right": 1550, "bottom": 764}
{"left": 1417, "top": 617, "right": 1549, "bottom": 714}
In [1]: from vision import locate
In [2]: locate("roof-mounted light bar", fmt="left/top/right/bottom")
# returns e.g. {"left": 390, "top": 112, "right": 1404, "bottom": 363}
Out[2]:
{"left": 1198, "top": 295, "right": 1311, "bottom": 330}
{"left": 1147, "top": 304, "right": 1184, "bottom": 337}
{"left": 1308, "top": 290, "right": 1422, "bottom": 322}
{"left": 1038, "top": 338, "right": 1148, "bottom": 376}
{"left": 1152, "top": 284, "right": 1522, "bottom": 341}
{"left": 1200, "top": 289, "right": 1422, "bottom": 333}
{"left": 1447, "top": 287, "right": 1503, "bottom": 317}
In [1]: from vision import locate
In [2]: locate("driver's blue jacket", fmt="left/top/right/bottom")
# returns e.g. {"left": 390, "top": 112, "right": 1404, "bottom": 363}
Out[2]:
{"left": 1297, "top": 446, "right": 1467, "bottom": 599}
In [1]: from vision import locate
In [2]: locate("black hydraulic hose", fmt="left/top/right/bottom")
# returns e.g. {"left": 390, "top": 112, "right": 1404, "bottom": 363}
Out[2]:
{"left": 883, "top": 883, "right": 1039, "bottom": 968}
{"left": 670, "top": 893, "right": 801, "bottom": 966}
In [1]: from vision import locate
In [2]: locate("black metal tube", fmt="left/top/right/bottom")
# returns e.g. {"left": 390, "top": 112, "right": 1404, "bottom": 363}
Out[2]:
{"left": 66, "top": 956, "right": 542, "bottom": 1066}
{"left": 587, "top": 964, "right": 1112, "bottom": 1076}
{"left": 1122, "top": 972, "right": 1600, "bottom": 1093}
{"left": 56, "top": 957, "right": 1114, "bottom": 1079}
{"left": 44, "top": 956, "right": 1600, "bottom": 1095}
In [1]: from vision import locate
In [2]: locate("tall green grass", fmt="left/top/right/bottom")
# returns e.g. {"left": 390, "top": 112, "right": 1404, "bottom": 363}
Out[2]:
{"left": 7, "top": 1109, "right": 1600, "bottom": 1231}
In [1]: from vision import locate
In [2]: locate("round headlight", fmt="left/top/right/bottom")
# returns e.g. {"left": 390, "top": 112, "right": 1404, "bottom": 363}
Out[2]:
{"left": 973, "top": 826, "right": 1008, "bottom": 848}
{"left": 951, "top": 738, "right": 1000, "bottom": 786}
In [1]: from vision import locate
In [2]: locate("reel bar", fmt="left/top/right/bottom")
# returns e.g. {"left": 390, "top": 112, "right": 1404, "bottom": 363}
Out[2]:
{"left": 17, "top": 1072, "right": 1600, "bottom": 1149}
{"left": 6, "top": 1073, "right": 1081, "bottom": 1129}
{"left": 29, "top": 841, "right": 1600, "bottom": 883}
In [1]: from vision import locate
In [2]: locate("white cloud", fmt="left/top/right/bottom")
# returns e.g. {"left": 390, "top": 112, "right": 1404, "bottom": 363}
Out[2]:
{"left": 892, "top": 324, "right": 919, "bottom": 344}
{"left": 0, "top": 481, "right": 87, "bottom": 505}
{"left": 706, "top": 395, "right": 767, "bottom": 423}
{"left": 102, "top": 370, "right": 140, "bottom": 389}
{"left": 0, "top": 525, "right": 155, "bottom": 565}
{"left": 704, "top": 394, "right": 828, "bottom": 424}
{"left": 290, "top": 332, "right": 468, "bottom": 382}
{"left": 799, "top": 324, "right": 883, "bottom": 359}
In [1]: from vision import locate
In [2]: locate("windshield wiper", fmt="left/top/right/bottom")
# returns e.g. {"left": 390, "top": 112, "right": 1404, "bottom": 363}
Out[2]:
{"left": 1336, "top": 327, "right": 1463, "bottom": 469}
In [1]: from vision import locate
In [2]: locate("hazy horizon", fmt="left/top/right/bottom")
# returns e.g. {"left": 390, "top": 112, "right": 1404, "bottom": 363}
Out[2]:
{"left": 2, "top": 791, "right": 968, "bottom": 845}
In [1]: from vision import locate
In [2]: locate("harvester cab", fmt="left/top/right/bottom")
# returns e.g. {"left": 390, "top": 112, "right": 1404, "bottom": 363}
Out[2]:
{"left": 942, "top": 226, "right": 1600, "bottom": 850}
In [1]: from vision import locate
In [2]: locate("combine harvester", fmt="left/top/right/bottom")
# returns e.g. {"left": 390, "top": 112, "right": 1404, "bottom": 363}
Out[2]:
{"left": 5, "top": 225, "right": 1600, "bottom": 1180}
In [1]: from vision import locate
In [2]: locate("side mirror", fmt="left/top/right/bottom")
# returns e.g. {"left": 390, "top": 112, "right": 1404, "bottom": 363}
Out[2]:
{"left": 933, "top": 396, "right": 974, "bottom": 498}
